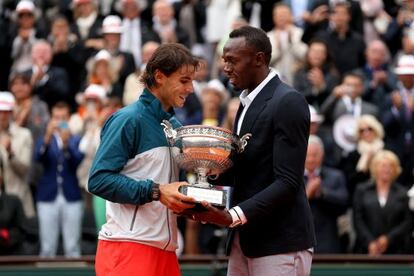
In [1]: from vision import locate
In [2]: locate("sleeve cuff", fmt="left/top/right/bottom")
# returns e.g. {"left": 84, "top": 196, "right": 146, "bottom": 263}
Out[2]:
{"left": 229, "top": 206, "right": 248, "bottom": 227}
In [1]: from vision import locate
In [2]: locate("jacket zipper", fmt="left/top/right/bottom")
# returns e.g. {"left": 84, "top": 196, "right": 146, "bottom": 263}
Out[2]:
{"left": 130, "top": 205, "right": 139, "bottom": 231}
{"left": 163, "top": 208, "right": 172, "bottom": 250}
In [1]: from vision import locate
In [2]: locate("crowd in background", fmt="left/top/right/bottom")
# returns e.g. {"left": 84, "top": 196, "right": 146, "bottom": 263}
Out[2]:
{"left": 0, "top": 0, "right": 414, "bottom": 257}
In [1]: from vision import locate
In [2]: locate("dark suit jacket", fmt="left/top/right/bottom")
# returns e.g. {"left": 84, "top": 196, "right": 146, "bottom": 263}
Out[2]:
{"left": 307, "top": 167, "right": 348, "bottom": 253}
{"left": 353, "top": 181, "right": 412, "bottom": 254}
{"left": 218, "top": 75, "right": 316, "bottom": 257}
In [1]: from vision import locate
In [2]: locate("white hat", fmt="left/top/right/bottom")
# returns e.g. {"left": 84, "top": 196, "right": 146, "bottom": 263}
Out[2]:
{"left": 102, "top": 15, "right": 123, "bottom": 34}
{"left": 94, "top": 49, "right": 111, "bottom": 61}
{"left": 0, "top": 92, "right": 16, "bottom": 111}
{"left": 84, "top": 84, "right": 107, "bottom": 102}
{"left": 204, "top": 79, "right": 230, "bottom": 104}
{"left": 309, "top": 105, "right": 324, "bottom": 123}
{"left": 333, "top": 114, "right": 357, "bottom": 152}
{"left": 395, "top": 55, "right": 414, "bottom": 75}
{"left": 16, "top": 0, "right": 35, "bottom": 13}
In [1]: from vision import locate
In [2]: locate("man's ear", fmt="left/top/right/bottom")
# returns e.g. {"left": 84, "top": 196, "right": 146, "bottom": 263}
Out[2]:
{"left": 154, "top": 69, "right": 165, "bottom": 86}
{"left": 255, "top": 52, "right": 266, "bottom": 67}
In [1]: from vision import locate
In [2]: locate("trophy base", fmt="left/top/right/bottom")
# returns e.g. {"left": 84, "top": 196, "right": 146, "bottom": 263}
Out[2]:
{"left": 179, "top": 185, "right": 227, "bottom": 210}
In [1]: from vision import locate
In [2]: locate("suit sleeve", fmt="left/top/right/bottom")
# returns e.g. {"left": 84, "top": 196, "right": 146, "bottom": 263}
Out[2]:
{"left": 238, "top": 92, "right": 310, "bottom": 221}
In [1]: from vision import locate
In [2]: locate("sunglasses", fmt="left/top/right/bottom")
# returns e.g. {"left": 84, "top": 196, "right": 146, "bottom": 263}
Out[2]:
{"left": 359, "top": 127, "right": 374, "bottom": 134}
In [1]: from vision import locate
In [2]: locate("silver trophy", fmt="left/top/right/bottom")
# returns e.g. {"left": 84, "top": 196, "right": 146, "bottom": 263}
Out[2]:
{"left": 162, "top": 120, "right": 251, "bottom": 208}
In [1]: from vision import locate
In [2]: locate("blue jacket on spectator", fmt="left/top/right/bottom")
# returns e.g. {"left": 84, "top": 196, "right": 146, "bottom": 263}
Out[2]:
{"left": 34, "top": 134, "right": 84, "bottom": 202}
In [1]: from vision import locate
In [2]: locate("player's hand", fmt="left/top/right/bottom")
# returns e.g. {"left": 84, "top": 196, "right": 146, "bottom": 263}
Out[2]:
{"left": 179, "top": 201, "right": 233, "bottom": 227}
{"left": 159, "top": 182, "right": 195, "bottom": 213}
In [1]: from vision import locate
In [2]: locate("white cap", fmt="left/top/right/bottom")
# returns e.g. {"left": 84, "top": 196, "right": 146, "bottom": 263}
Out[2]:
{"left": 0, "top": 92, "right": 16, "bottom": 111}
{"left": 16, "top": 0, "right": 35, "bottom": 13}
{"left": 94, "top": 49, "right": 111, "bottom": 61}
{"left": 309, "top": 105, "right": 324, "bottom": 123}
{"left": 204, "top": 79, "right": 230, "bottom": 104}
{"left": 84, "top": 84, "right": 107, "bottom": 102}
{"left": 102, "top": 15, "right": 123, "bottom": 34}
{"left": 395, "top": 55, "right": 414, "bottom": 75}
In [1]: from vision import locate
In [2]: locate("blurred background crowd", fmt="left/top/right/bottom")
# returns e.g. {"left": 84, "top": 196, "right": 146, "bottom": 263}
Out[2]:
{"left": 1, "top": 0, "right": 414, "bottom": 258}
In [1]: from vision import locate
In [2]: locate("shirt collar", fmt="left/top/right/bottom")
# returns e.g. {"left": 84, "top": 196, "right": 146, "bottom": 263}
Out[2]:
{"left": 239, "top": 69, "right": 277, "bottom": 107}
{"left": 139, "top": 88, "right": 175, "bottom": 122}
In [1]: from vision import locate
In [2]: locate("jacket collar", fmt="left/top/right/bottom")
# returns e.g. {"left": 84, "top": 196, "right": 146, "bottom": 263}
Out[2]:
{"left": 139, "top": 88, "right": 175, "bottom": 122}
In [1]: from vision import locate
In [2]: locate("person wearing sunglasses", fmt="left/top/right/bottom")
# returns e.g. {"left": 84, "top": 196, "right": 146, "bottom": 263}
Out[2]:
{"left": 341, "top": 114, "right": 385, "bottom": 199}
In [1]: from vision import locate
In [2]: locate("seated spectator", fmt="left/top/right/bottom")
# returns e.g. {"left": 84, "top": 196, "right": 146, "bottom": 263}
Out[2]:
{"left": 267, "top": 3, "right": 308, "bottom": 85}
{"left": 353, "top": 150, "right": 412, "bottom": 255}
{"left": 293, "top": 39, "right": 339, "bottom": 109}
{"left": 0, "top": 92, "right": 34, "bottom": 218}
{"left": 34, "top": 102, "right": 84, "bottom": 257}
{"left": 305, "top": 135, "right": 348, "bottom": 253}
{"left": 0, "top": 172, "right": 27, "bottom": 256}
{"left": 341, "top": 115, "right": 385, "bottom": 198}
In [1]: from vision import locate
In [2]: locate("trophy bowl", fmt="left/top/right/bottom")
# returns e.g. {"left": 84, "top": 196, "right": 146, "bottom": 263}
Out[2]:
{"left": 162, "top": 120, "right": 251, "bottom": 209}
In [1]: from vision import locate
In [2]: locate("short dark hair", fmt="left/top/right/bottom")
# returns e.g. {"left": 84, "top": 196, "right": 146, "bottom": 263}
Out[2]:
{"left": 9, "top": 72, "right": 31, "bottom": 87}
{"left": 343, "top": 69, "right": 365, "bottom": 83}
{"left": 229, "top": 26, "right": 272, "bottom": 65}
{"left": 140, "top": 43, "right": 199, "bottom": 88}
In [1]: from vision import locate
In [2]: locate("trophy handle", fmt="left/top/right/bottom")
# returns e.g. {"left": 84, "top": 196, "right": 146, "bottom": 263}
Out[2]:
{"left": 238, "top": 133, "right": 252, "bottom": 153}
{"left": 161, "top": 120, "right": 177, "bottom": 145}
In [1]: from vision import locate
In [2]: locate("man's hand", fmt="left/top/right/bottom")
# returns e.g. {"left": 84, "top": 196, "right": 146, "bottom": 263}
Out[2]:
{"left": 159, "top": 182, "right": 196, "bottom": 213}
{"left": 180, "top": 201, "right": 233, "bottom": 227}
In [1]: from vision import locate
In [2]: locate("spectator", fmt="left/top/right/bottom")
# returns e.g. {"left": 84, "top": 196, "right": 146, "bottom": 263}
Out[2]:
{"left": 118, "top": 0, "right": 160, "bottom": 68}
{"left": 123, "top": 41, "right": 160, "bottom": 106}
{"left": 99, "top": 15, "right": 136, "bottom": 95}
{"left": 34, "top": 102, "right": 84, "bottom": 257}
{"left": 321, "top": 70, "right": 378, "bottom": 125}
{"left": 267, "top": 3, "right": 308, "bottom": 85}
{"left": 49, "top": 15, "right": 86, "bottom": 111}
{"left": 353, "top": 150, "right": 412, "bottom": 255}
{"left": 0, "top": 92, "right": 34, "bottom": 218}
{"left": 341, "top": 114, "right": 385, "bottom": 198}
{"left": 362, "top": 40, "right": 397, "bottom": 112}
{"left": 293, "top": 39, "right": 339, "bottom": 108}
{"left": 152, "top": 0, "right": 191, "bottom": 48}
{"left": 305, "top": 135, "right": 348, "bottom": 253}
{"left": 70, "top": 0, "right": 103, "bottom": 57}
{"left": 9, "top": 0, "right": 46, "bottom": 74}
{"left": 0, "top": 170, "right": 27, "bottom": 256}
{"left": 314, "top": 2, "right": 366, "bottom": 77}
{"left": 25, "top": 40, "right": 70, "bottom": 111}
{"left": 221, "top": 97, "right": 241, "bottom": 132}
{"left": 85, "top": 49, "right": 123, "bottom": 100}
{"left": 381, "top": 54, "right": 414, "bottom": 187}
{"left": 359, "top": 0, "right": 391, "bottom": 44}
{"left": 184, "top": 79, "right": 229, "bottom": 126}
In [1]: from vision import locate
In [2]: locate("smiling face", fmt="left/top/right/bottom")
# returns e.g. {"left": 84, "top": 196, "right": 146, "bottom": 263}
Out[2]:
{"left": 222, "top": 37, "right": 256, "bottom": 91}
{"left": 155, "top": 65, "right": 196, "bottom": 110}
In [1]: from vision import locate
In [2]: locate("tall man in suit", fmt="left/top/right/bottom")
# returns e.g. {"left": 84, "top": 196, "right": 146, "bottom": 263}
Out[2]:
{"left": 185, "top": 26, "right": 315, "bottom": 275}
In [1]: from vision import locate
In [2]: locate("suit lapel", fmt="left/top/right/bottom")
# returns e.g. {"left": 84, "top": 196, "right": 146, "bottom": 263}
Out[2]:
{"left": 239, "top": 75, "right": 281, "bottom": 136}
{"left": 233, "top": 103, "right": 244, "bottom": 135}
